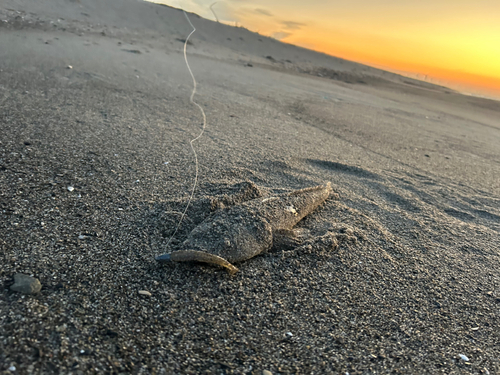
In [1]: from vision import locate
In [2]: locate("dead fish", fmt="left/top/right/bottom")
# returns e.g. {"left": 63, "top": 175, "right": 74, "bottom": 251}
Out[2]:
{"left": 156, "top": 182, "right": 332, "bottom": 274}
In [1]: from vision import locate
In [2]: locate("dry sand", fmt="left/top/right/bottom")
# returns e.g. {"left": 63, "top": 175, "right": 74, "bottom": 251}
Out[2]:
{"left": 1, "top": 0, "right": 500, "bottom": 373}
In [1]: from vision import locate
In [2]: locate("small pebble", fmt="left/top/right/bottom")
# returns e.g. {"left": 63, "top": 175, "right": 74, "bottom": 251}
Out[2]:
{"left": 138, "top": 290, "right": 151, "bottom": 296}
{"left": 459, "top": 354, "right": 469, "bottom": 361}
{"left": 67, "top": 65, "right": 73, "bottom": 69}
{"left": 78, "top": 235, "right": 85, "bottom": 239}
{"left": 8, "top": 366, "right": 16, "bottom": 372}
{"left": 285, "top": 332, "right": 293, "bottom": 338}
{"left": 262, "top": 370, "right": 272, "bottom": 375}
{"left": 56, "top": 324, "right": 67, "bottom": 332}
{"left": 10, "top": 273, "right": 42, "bottom": 294}
{"left": 67, "top": 186, "right": 74, "bottom": 192}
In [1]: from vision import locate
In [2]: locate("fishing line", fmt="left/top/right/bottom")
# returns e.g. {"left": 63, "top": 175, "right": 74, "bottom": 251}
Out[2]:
{"left": 161, "top": 10, "right": 207, "bottom": 255}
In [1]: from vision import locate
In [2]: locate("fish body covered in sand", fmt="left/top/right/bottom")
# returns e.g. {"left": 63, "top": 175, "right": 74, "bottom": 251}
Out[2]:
{"left": 156, "top": 182, "right": 332, "bottom": 274}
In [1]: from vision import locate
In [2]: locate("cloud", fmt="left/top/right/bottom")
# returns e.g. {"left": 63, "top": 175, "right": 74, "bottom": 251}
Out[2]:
{"left": 271, "top": 31, "right": 292, "bottom": 40}
{"left": 254, "top": 8, "right": 273, "bottom": 17}
{"left": 281, "top": 20, "right": 306, "bottom": 30}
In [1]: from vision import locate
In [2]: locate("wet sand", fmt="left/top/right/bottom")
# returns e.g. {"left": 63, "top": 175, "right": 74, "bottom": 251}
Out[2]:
{"left": 1, "top": 0, "right": 499, "bottom": 373}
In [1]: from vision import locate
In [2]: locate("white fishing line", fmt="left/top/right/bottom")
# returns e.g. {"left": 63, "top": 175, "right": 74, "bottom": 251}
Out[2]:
{"left": 210, "top": 2, "right": 219, "bottom": 23}
{"left": 162, "top": 10, "right": 207, "bottom": 254}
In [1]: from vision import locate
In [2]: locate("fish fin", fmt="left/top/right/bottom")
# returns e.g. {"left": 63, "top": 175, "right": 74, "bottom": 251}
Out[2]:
{"left": 157, "top": 250, "right": 239, "bottom": 275}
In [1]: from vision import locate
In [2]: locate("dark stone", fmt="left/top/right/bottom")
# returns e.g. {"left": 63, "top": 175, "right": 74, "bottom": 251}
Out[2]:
{"left": 10, "top": 273, "right": 42, "bottom": 294}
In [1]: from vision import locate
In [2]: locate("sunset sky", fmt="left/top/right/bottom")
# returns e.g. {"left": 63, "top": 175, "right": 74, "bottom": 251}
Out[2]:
{"left": 150, "top": 0, "right": 500, "bottom": 99}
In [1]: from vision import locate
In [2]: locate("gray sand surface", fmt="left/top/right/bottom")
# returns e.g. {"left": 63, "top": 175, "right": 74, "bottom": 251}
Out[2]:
{"left": 1, "top": 0, "right": 499, "bottom": 373}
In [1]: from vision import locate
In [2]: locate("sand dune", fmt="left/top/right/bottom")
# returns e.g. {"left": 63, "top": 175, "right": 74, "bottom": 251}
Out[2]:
{"left": 1, "top": 0, "right": 499, "bottom": 373}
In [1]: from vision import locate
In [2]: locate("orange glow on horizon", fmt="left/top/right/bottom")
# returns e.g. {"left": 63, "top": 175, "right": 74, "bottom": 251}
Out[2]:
{"left": 286, "top": 32, "right": 500, "bottom": 97}
{"left": 150, "top": 0, "right": 500, "bottom": 99}
{"left": 261, "top": 10, "right": 500, "bottom": 98}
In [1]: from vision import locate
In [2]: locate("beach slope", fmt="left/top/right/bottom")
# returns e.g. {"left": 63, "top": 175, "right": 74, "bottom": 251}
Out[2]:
{"left": 1, "top": 0, "right": 499, "bottom": 373}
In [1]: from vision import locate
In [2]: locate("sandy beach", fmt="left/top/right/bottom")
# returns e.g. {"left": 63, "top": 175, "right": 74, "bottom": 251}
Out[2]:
{"left": 1, "top": 0, "right": 500, "bottom": 373}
